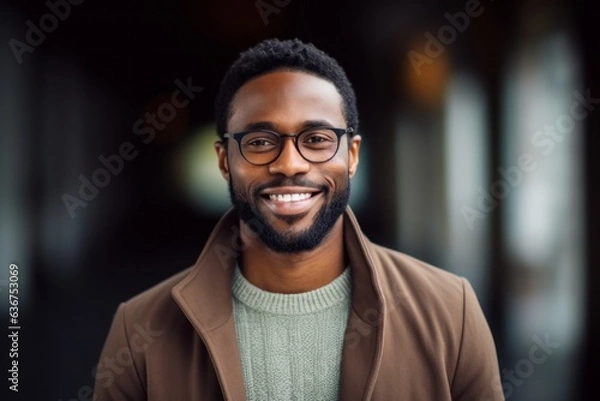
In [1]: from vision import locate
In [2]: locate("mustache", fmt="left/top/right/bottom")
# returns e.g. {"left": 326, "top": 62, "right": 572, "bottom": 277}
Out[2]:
{"left": 253, "top": 177, "right": 328, "bottom": 196}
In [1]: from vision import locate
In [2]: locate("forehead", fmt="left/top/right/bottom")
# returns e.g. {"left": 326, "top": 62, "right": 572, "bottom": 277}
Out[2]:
{"left": 228, "top": 70, "right": 345, "bottom": 131}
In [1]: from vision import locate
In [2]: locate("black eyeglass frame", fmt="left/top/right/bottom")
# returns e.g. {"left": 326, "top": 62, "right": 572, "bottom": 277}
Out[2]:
{"left": 222, "top": 126, "right": 355, "bottom": 166}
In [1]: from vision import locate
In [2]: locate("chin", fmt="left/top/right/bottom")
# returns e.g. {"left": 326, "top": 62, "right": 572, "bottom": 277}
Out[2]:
{"left": 229, "top": 176, "right": 350, "bottom": 253}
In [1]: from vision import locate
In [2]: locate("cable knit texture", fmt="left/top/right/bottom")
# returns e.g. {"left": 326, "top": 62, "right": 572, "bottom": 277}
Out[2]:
{"left": 232, "top": 266, "right": 352, "bottom": 401}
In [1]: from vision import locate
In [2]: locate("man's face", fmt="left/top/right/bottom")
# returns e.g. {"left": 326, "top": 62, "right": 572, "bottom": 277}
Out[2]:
{"left": 215, "top": 70, "right": 361, "bottom": 253}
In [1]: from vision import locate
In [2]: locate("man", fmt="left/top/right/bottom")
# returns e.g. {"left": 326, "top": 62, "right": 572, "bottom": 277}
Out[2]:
{"left": 94, "top": 38, "right": 504, "bottom": 400}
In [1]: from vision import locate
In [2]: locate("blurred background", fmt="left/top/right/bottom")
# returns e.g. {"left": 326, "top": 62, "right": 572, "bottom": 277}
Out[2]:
{"left": 1, "top": 0, "right": 599, "bottom": 399}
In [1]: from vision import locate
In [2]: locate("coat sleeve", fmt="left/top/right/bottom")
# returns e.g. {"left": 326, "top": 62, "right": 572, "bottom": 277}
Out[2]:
{"left": 451, "top": 279, "right": 505, "bottom": 401}
{"left": 93, "top": 303, "right": 146, "bottom": 401}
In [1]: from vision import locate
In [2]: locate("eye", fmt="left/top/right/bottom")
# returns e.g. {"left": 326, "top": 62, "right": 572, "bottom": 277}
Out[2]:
{"left": 305, "top": 135, "right": 328, "bottom": 144}
{"left": 248, "top": 138, "right": 274, "bottom": 147}
{"left": 302, "top": 130, "right": 336, "bottom": 148}
{"left": 242, "top": 132, "right": 279, "bottom": 153}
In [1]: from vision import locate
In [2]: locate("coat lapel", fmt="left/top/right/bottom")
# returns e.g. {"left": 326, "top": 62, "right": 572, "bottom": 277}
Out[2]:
{"left": 339, "top": 209, "right": 386, "bottom": 400}
{"left": 171, "top": 209, "right": 246, "bottom": 400}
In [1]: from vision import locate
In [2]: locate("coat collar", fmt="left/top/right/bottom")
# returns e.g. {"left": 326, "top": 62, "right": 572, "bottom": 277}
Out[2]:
{"left": 172, "top": 207, "right": 385, "bottom": 400}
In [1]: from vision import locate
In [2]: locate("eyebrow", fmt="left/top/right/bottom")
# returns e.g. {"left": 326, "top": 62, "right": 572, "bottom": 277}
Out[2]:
{"left": 241, "top": 120, "right": 337, "bottom": 132}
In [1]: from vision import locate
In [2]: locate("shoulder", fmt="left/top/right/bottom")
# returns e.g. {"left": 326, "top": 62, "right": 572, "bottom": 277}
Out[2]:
{"left": 344, "top": 208, "right": 468, "bottom": 311}
{"left": 367, "top": 242, "right": 467, "bottom": 307}
{"left": 366, "top": 243, "right": 497, "bottom": 371}
{"left": 363, "top": 241, "right": 490, "bottom": 343}
{"left": 117, "top": 267, "right": 194, "bottom": 329}
{"left": 358, "top": 242, "right": 501, "bottom": 399}
{"left": 94, "top": 267, "right": 199, "bottom": 395}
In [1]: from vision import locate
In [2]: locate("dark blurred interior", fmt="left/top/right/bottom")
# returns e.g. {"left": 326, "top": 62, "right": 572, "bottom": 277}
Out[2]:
{"left": 1, "top": 0, "right": 599, "bottom": 399}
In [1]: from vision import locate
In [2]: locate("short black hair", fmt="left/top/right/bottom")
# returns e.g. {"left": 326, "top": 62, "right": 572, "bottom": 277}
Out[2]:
{"left": 215, "top": 38, "right": 359, "bottom": 137}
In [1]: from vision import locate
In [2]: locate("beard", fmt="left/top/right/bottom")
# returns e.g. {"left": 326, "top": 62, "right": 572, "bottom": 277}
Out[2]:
{"left": 228, "top": 175, "right": 350, "bottom": 254}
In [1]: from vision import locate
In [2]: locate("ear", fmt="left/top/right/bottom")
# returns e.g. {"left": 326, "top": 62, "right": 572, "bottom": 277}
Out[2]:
{"left": 214, "top": 140, "right": 230, "bottom": 181}
{"left": 348, "top": 135, "right": 361, "bottom": 178}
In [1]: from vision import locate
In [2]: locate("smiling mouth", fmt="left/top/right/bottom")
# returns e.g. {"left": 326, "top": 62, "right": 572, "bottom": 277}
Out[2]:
{"left": 258, "top": 187, "right": 324, "bottom": 216}
{"left": 266, "top": 193, "right": 315, "bottom": 202}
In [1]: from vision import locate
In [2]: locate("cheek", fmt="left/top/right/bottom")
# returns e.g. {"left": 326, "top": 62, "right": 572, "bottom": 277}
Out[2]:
{"left": 320, "top": 161, "right": 351, "bottom": 191}
{"left": 330, "top": 148, "right": 352, "bottom": 177}
{"left": 227, "top": 148, "right": 248, "bottom": 180}
{"left": 228, "top": 156, "right": 266, "bottom": 194}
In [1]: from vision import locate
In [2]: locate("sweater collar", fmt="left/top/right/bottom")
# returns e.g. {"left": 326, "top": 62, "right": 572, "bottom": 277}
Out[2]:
{"left": 232, "top": 265, "right": 352, "bottom": 315}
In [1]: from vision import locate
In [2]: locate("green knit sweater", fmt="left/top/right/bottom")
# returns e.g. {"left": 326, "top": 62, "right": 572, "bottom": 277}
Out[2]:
{"left": 232, "top": 266, "right": 352, "bottom": 401}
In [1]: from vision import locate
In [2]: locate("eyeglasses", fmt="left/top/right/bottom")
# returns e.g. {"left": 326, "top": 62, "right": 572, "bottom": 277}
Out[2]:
{"left": 223, "top": 126, "right": 354, "bottom": 166}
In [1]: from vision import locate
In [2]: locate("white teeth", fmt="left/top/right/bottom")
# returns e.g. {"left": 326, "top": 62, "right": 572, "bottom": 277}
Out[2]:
{"left": 268, "top": 193, "right": 313, "bottom": 202}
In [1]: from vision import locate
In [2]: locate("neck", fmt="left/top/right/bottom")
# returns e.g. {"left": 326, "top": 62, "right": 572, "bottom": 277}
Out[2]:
{"left": 239, "top": 217, "right": 347, "bottom": 294}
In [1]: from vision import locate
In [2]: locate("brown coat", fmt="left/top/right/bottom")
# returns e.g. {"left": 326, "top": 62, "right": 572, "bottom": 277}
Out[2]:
{"left": 93, "top": 208, "right": 504, "bottom": 400}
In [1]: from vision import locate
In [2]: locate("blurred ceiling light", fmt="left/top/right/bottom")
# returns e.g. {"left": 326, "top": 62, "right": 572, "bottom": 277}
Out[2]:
{"left": 174, "top": 124, "right": 229, "bottom": 214}
{"left": 404, "top": 37, "right": 451, "bottom": 108}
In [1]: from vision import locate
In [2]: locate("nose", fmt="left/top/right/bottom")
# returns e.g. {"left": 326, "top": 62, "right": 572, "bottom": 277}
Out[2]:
{"left": 268, "top": 137, "right": 311, "bottom": 176}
